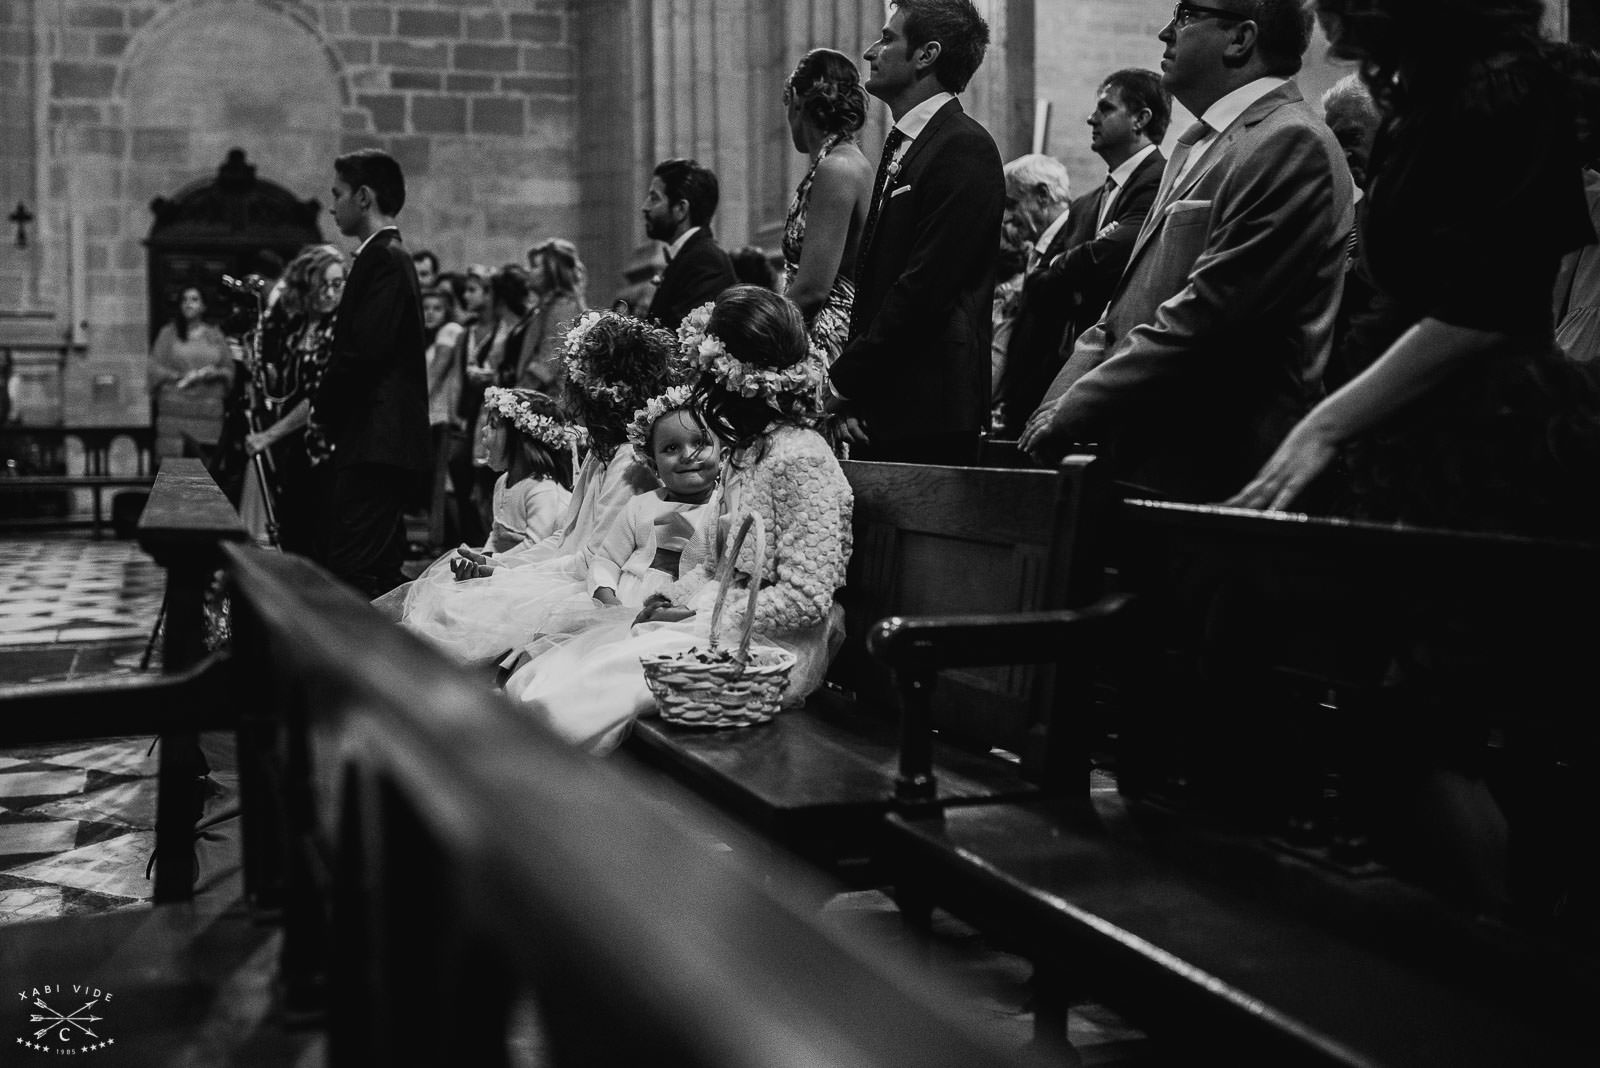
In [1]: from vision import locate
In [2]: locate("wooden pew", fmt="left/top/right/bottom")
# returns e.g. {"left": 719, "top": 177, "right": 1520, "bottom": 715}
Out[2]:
{"left": 878, "top": 499, "right": 1600, "bottom": 1064}
{"left": 622, "top": 456, "right": 1122, "bottom": 882}
{"left": 220, "top": 543, "right": 1039, "bottom": 1066}
{"left": 0, "top": 424, "right": 156, "bottom": 535}
{"left": 1, "top": 464, "right": 1042, "bottom": 1065}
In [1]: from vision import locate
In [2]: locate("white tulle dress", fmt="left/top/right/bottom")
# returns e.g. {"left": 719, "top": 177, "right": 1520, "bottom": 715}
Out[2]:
{"left": 503, "top": 424, "right": 853, "bottom": 754}
{"left": 396, "top": 446, "right": 655, "bottom": 662}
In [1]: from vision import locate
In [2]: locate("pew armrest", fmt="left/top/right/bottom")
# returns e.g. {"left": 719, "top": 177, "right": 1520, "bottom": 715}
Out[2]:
{"left": 866, "top": 593, "right": 1134, "bottom": 807}
{"left": 0, "top": 653, "right": 236, "bottom": 743}
{"left": 866, "top": 592, "right": 1134, "bottom": 671}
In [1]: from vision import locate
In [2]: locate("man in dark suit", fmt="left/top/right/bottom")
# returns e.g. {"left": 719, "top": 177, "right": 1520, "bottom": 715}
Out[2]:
{"left": 1020, "top": 0, "right": 1351, "bottom": 503}
{"left": 827, "top": 0, "right": 1004, "bottom": 465}
{"left": 317, "top": 148, "right": 431, "bottom": 596}
{"left": 642, "top": 158, "right": 738, "bottom": 332}
{"left": 1002, "top": 69, "right": 1168, "bottom": 430}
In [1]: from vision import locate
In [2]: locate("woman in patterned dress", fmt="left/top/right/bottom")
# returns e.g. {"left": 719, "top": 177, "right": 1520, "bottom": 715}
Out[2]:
{"left": 779, "top": 48, "right": 875, "bottom": 363}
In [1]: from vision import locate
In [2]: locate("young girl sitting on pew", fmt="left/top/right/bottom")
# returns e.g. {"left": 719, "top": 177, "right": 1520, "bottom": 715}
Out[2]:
{"left": 495, "top": 385, "right": 722, "bottom": 652}
{"left": 389, "top": 313, "right": 676, "bottom": 662}
{"left": 472, "top": 388, "right": 575, "bottom": 554}
{"left": 503, "top": 286, "right": 853, "bottom": 753}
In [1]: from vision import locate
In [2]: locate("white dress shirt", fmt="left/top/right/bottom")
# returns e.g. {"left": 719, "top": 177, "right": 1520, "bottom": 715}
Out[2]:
{"left": 1097, "top": 143, "right": 1160, "bottom": 230}
{"left": 1172, "top": 77, "right": 1287, "bottom": 187}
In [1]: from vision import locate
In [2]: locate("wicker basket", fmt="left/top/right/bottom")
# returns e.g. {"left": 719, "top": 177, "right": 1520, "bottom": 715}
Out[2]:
{"left": 640, "top": 512, "right": 795, "bottom": 728}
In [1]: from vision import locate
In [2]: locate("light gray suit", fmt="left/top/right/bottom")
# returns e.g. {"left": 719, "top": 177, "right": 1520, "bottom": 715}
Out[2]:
{"left": 1036, "top": 81, "right": 1354, "bottom": 502}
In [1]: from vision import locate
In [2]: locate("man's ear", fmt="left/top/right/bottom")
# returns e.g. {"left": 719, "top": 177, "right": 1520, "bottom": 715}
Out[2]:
{"left": 1132, "top": 107, "right": 1153, "bottom": 136}
{"left": 914, "top": 39, "right": 942, "bottom": 76}
{"left": 356, "top": 185, "right": 375, "bottom": 211}
{"left": 1222, "top": 20, "right": 1260, "bottom": 66}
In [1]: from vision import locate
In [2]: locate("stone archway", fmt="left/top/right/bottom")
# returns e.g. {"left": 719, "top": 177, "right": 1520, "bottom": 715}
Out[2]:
{"left": 121, "top": 0, "right": 346, "bottom": 202}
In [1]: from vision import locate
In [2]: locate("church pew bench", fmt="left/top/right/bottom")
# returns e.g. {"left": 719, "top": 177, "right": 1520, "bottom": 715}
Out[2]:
{"left": 0, "top": 424, "right": 156, "bottom": 534}
{"left": 620, "top": 455, "right": 1122, "bottom": 884}
{"left": 878, "top": 499, "right": 1600, "bottom": 1064}
{"left": 1, "top": 461, "right": 1041, "bottom": 1065}
{"left": 218, "top": 540, "right": 1038, "bottom": 1066}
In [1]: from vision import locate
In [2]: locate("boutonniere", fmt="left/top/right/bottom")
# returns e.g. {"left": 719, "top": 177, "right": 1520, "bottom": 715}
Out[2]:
{"left": 885, "top": 158, "right": 903, "bottom": 188}
{"left": 649, "top": 273, "right": 662, "bottom": 288}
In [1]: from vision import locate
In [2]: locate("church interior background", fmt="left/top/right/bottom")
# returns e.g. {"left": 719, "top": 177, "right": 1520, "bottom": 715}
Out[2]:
{"left": 0, "top": 0, "right": 1586, "bottom": 439}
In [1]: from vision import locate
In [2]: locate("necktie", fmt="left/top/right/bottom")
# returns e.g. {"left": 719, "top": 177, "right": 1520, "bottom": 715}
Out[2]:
{"left": 1095, "top": 173, "right": 1119, "bottom": 231}
{"left": 1135, "top": 120, "right": 1217, "bottom": 252}
{"left": 858, "top": 127, "right": 908, "bottom": 262}
{"left": 1165, "top": 119, "right": 1213, "bottom": 196}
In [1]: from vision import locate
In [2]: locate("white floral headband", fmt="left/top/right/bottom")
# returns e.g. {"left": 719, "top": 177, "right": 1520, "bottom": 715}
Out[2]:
{"left": 625, "top": 384, "right": 700, "bottom": 463}
{"left": 675, "top": 303, "right": 828, "bottom": 414}
{"left": 561, "top": 310, "right": 629, "bottom": 404}
{"left": 482, "top": 387, "right": 576, "bottom": 451}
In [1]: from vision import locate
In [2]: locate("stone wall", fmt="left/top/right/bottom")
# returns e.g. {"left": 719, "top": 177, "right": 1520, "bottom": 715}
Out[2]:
{"left": 3, "top": 0, "right": 576, "bottom": 426}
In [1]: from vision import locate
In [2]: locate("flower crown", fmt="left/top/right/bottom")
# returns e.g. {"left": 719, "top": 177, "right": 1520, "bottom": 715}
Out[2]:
{"left": 560, "top": 310, "right": 678, "bottom": 409}
{"left": 625, "top": 384, "right": 699, "bottom": 463}
{"left": 675, "top": 303, "right": 827, "bottom": 416}
{"left": 481, "top": 387, "right": 575, "bottom": 451}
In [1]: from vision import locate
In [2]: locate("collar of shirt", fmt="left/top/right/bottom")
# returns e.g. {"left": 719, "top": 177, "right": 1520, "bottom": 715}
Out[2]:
{"left": 1193, "top": 77, "right": 1287, "bottom": 147}
{"left": 664, "top": 225, "right": 702, "bottom": 262}
{"left": 889, "top": 91, "right": 957, "bottom": 163}
{"left": 1107, "top": 143, "right": 1160, "bottom": 192}
{"left": 354, "top": 224, "right": 399, "bottom": 261}
{"left": 1033, "top": 207, "right": 1073, "bottom": 258}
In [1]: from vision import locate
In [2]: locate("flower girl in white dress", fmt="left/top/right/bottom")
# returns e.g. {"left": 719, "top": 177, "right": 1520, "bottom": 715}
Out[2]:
{"left": 504, "top": 286, "right": 854, "bottom": 753}
{"left": 500, "top": 385, "right": 721, "bottom": 655}
{"left": 393, "top": 312, "right": 678, "bottom": 663}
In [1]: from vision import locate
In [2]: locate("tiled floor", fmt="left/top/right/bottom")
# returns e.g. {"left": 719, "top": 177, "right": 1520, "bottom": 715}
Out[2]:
{"left": 1, "top": 534, "right": 165, "bottom": 926}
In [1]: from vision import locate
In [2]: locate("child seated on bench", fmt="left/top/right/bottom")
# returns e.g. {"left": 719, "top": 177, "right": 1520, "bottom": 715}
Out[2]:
{"left": 385, "top": 313, "right": 676, "bottom": 662}
{"left": 474, "top": 388, "right": 574, "bottom": 554}
{"left": 496, "top": 386, "right": 721, "bottom": 652}
{"left": 504, "top": 286, "right": 853, "bottom": 753}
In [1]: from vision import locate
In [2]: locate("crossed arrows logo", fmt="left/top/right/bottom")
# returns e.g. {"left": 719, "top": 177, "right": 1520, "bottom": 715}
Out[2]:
{"left": 28, "top": 996, "right": 102, "bottom": 1041}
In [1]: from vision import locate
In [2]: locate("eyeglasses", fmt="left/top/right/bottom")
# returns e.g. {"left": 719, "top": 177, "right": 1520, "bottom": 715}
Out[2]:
{"left": 1170, "top": 2, "right": 1250, "bottom": 29}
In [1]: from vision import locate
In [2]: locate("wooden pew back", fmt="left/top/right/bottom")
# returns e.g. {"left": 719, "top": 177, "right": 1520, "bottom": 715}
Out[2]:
{"left": 221, "top": 542, "right": 1032, "bottom": 1066}
{"left": 833, "top": 456, "right": 1103, "bottom": 766}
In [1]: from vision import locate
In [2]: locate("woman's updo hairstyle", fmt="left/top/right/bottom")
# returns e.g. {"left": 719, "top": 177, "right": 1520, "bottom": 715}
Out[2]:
{"left": 786, "top": 48, "right": 868, "bottom": 137}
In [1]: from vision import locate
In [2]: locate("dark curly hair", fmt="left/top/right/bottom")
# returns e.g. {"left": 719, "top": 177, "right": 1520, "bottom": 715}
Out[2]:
{"left": 694, "top": 286, "right": 814, "bottom": 457}
{"left": 559, "top": 313, "right": 679, "bottom": 459}
{"left": 1313, "top": 0, "right": 1547, "bottom": 114}
{"left": 785, "top": 48, "right": 868, "bottom": 137}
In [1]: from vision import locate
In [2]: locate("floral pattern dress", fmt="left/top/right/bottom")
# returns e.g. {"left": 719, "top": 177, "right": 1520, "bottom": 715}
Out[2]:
{"left": 781, "top": 132, "right": 857, "bottom": 364}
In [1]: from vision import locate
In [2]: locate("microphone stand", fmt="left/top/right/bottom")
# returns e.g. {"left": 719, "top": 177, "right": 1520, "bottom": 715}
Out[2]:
{"left": 223, "top": 274, "right": 280, "bottom": 548}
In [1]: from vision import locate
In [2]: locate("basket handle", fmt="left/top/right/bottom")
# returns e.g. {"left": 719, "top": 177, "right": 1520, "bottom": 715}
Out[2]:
{"left": 706, "top": 511, "right": 765, "bottom": 666}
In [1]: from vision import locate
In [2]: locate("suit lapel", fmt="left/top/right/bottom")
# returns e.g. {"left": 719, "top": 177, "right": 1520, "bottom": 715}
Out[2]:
{"left": 1123, "top": 84, "right": 1303, "bottom": 276}
{"left": 891, "top": 98, "right": 961, "bottom": 184}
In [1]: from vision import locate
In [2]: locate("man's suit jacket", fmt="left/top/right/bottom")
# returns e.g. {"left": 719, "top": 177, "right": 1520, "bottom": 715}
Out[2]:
{"left": 1039, "top": 82, "right": 1353, "bottom": 502}
{"left": 316, "top": 228, "right": 431, "bottom": 473}
{"left": 1001, "top": 149, "right": 1164, "bottom": 430}
{"left": 648, "top": 228, "right": 737, "bottom": 332}
{"left": 831, "top": 98, "right": 1004, "bottom": 444}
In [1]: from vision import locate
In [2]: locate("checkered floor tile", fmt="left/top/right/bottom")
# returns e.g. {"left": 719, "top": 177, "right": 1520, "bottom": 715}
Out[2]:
{"left": 1, "top": 534, "right": 166, "bottom": 925}
{"left": 0, "top": 536, "right": 163, "bottom": 648}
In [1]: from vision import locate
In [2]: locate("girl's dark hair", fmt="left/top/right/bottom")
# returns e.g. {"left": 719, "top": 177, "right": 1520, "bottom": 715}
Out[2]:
{"left": 505, "top": 392, "right": 575, "bottom": 491}
{"left": 786, "top": 48, "right": 868, "bottom": 136}
{"left": 695, "top": 286, "right": 811, "bottom": 455}
{"left": 491, "top": 265, "right": 532, "bottom": 318}
{"left": 558, "top": 314, "right": 678, "bottom": 458}
{"left": 171, "top": 286, "right": 206, "bottom": 342}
